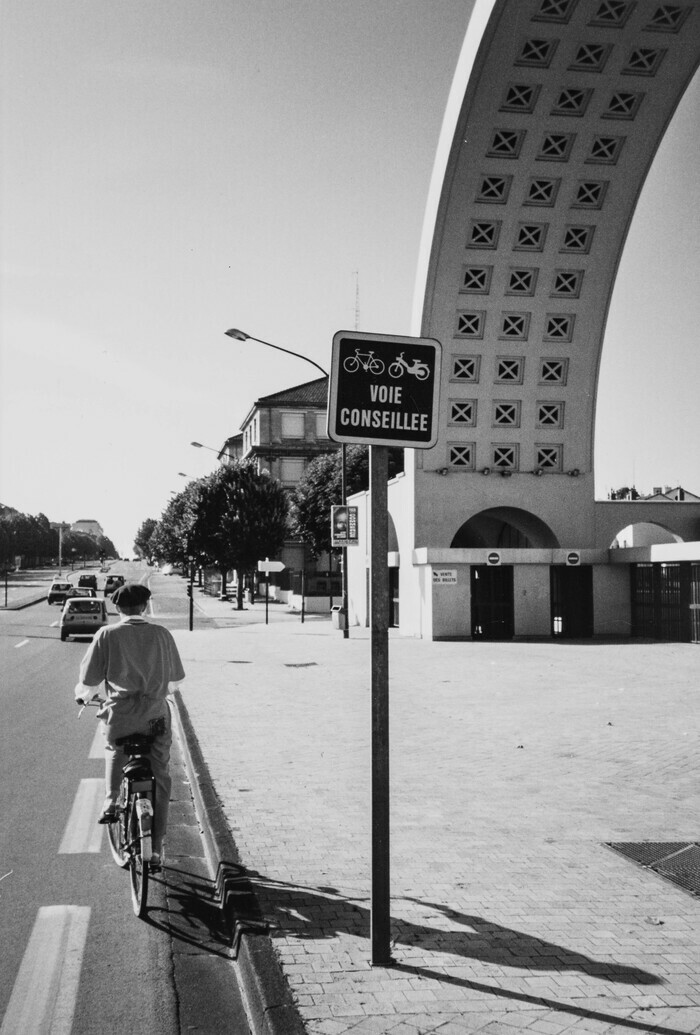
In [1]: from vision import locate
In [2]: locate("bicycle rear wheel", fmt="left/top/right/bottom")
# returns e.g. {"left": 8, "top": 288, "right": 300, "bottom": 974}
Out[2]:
{"left": 107, "top": 810, "right": 129, "bottom": 868}
{"left": 128, "top": 798, "right": 149, "bottom": 917}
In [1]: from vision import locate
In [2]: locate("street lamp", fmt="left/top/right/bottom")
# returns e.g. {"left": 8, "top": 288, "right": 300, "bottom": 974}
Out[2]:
{"left": 225, "top": 327, "right": 349, "bottom": 638}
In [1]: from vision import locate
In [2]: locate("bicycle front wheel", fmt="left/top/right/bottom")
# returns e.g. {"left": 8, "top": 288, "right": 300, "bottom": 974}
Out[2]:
{"left": 128, "top": 799, "right": 149, "bottom": 917}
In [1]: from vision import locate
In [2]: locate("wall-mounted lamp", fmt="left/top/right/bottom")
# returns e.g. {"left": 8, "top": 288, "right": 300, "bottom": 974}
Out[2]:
{"left": 481, "top": 467, "right": 491, "bottom": 476}
{"left": 533, "top": 468, "right": 544, "bottom": 477}
{"left": 500, "top": 469, "right": 513, "bottom": 478}
{"left": 435, "top": 467, "right": 449, "bottom": 476}
{"left": 568, "top": 468, "right": 580, "bottom": 477}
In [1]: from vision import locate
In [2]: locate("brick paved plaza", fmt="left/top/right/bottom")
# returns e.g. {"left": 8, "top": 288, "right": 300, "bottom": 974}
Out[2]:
{"left": 175, "top": 609, "right": 700, "bottom": 1035}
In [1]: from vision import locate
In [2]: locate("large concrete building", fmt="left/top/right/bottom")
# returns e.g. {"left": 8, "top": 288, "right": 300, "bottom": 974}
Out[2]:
{"left": 347, "top": 0, "right": 700, "bottom": 643}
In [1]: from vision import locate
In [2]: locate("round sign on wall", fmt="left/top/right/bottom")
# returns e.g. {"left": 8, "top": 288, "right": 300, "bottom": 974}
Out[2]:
{"left": 487, "top": 552, "right": 501, "bottom": 565}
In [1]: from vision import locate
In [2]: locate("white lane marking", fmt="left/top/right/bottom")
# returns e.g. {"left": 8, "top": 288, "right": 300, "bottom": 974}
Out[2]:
{"left": 0, "top": 905, "right": 90, "bottom": 1035}
{"left": 50, "top": 621, "right": 59, "bottom": 628}
{"left": 58, "top": 779, "right": 104, "bottom": 854}
{"left": 14, "top": 639, "right": 29, "bottom": 648}
{"left": 89, "top": 724, "right": 104, "bottom": 759}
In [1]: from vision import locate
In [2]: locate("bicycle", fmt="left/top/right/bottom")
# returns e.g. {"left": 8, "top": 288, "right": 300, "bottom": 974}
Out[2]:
{"left": 78, "top": 697, "right": 157, "bottom": 917}
{"left": 342, "top": 348, "right": 385, "bottom": 375}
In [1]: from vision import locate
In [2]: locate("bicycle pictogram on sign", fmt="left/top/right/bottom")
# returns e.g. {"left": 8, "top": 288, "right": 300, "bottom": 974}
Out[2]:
{"left": 342, "top": 349, "right": 385, "bottom": 376}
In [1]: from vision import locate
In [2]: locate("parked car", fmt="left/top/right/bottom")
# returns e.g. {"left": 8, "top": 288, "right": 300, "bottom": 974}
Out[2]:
{"left": 47, "top": 580, "right": 73, "bottom": 605}
{"left": 59, "top": 597, "right": 108, "bottom": 641}
{"left": 104, "top": 574, "right": 126, "bottom": 597}
{"left": 78, "top": 574, "right": 98, "bottom": 590}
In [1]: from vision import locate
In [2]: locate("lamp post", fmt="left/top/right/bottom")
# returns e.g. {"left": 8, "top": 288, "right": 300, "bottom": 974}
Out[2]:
{"left": 225, "top": 328, "right": 349, "bottom": 638}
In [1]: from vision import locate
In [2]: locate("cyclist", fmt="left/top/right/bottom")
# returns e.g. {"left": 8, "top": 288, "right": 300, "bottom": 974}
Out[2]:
{"left": 74, "top": 582, "right": 185, "bottom": 869}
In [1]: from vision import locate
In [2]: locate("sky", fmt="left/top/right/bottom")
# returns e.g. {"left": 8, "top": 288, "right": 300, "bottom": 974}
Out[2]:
{"left": 1, "top": 0, "right": 699, "bottom": 556}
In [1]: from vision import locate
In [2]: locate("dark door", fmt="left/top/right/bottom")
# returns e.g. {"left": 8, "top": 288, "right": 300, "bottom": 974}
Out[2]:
{"left": 550, "top": 565, "right": 594, "bottom": 638}
{"left": 691, "top": 564, "right": 700, "bottom": 644}
{"left": 471, "top": 565, "right": 514, "bottom": 639}
{"left": 389, "top": 567, "right": 399, "bottom": 628}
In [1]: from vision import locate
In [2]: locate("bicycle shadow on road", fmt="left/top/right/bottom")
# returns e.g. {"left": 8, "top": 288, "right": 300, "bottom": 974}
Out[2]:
{"left": 144, "top": 863, "right": 233, "bottom": 959}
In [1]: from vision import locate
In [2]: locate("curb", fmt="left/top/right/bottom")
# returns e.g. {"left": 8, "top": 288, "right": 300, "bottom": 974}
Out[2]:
{"left": 0, "top": 593, "right": 46, "bottom": 610}
{"left": 172, "top": 691, "right": 306, "bottom": 1035}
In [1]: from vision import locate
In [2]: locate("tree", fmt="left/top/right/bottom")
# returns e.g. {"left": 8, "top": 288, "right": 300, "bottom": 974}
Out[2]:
{"left": 133, "top": 518, "right": 158, "bottom": 560}
{"left": 290, "top": 445, "right": 402, "bottom": 557}
{"left": 192, "top": 461, "right": 289, "bottom": 607}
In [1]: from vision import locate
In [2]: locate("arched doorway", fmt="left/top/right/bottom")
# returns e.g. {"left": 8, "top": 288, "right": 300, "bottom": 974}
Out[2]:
{"left": 451, "top": 507, "right": 559, "bottom": 549}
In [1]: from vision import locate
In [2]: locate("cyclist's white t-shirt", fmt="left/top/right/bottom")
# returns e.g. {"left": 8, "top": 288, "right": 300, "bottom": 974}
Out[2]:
{"left": 75, "top": 617, "right": 185, "bottom": 738}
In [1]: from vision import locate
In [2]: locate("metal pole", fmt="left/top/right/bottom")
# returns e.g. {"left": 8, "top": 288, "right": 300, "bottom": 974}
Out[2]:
{"left": 301, "top": 568, "right": 305, "bottom": 624}
{"left": 341, "top": 443, "right": 349, "bottom": 638}
{"left": 265, "top": 578, "right": 269, "bottom": 624}
{"left": 369, "top": 445, "right": 391, "bottom": 966}
{"left": 188, "top": 563, "right": 194, "bottom": 632}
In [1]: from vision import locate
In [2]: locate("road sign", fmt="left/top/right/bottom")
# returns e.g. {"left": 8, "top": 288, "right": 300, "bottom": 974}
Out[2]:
{"left": 566, "top": 552, "right": 581, "bottom": 566}
{"left": 328, "top": 330, "right": 441, "bottom": 449}
{"left": 487, "top": 552, "right": 501, "bottom": 566}
{"left": 257, "top": 559, "right": 285, "bottom": 573}
{"left": 331, "top": 505, "right": 359, "bottom": 549}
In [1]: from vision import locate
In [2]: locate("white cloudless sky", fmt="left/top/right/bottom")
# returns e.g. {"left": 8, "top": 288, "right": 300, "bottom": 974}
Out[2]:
{"left": 1, "top": 0, "right": 698, "bottom": 555}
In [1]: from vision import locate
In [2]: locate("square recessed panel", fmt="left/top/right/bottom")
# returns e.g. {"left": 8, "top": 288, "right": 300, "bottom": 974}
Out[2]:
{"left": 516, "top": 37, "right": 559, "bottom": 67}
{"left": 487, "top": 129, "right": 525, "bottom": 158}
{"left": 495, "top": 357, "right": 524, "bottom": 384}
{"left": 451, "top": 355, "right": 481, "bottom": 382}
{"left": 468, "top": 221, "right": 501, "bottom": 249}
{"left": 561, "top": 225, "right": 595, "bottom": 253}
{"left": 476, "top": 175, "right": 512, "bottom": 204}
{"left": 644, "top": 6, "right": 691, "bottom": 33}
{"left": 448, "top": 443, "right": 475, "bottom": 469}
{"left": 539, "top": 358, "right": 569, "bottom": 384}
{"left": 533, "top": 0, "right": 578, "bottom": 23}
{"left": 589, "top": 1, "right": 635, "bottom": 29}
{"left": 515, "top": 223, "right": 549, "bottom": 251}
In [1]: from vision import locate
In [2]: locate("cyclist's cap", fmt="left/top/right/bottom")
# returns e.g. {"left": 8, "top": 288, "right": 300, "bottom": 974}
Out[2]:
{"left": 112, "top": 583, "right": 151, "bottom": 608}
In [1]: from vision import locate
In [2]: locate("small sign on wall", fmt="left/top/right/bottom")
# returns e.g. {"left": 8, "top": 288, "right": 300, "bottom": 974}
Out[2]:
{"left": 487, "top": 552, "right": 501, "bottom": 566}
{"left": 432, "top": 569, "right": 457, "bottom": 584}
{"left": 566, "top": 552, "right": 580, "bottom": 566}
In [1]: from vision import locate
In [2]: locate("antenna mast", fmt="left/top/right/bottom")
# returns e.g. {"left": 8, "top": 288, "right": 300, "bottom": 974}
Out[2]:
{"left": 353, "top": 270, "right": 360, "bottom": 331}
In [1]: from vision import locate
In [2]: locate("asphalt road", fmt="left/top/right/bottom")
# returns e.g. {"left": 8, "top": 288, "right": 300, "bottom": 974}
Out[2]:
{"left": 0, "top": 570, "right": 250, "bottom": 1035}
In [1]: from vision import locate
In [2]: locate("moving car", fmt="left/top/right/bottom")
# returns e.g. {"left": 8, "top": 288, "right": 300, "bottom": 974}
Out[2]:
{"left": 104, "top": 574, "right": 126, "bottom": 597}
{"left": 78, "top": 574, "right": 98, "bottom": 590}
{"left": 67, "top": 586, "right": 98, "bottom": 598}
{"left": 59, "top": 597, "right": 109, "bottom": 641}
{"left": 47, "top": 580, "right": 73, "bottom": 605}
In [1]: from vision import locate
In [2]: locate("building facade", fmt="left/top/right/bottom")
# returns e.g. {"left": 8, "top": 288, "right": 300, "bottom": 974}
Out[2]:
{"left": 346, "top": 0, "right": 700, "bottom": 642}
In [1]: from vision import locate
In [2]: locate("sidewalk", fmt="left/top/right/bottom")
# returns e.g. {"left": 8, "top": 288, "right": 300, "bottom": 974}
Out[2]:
{"left": 174, "top": 591, "right": 700, "bottom": 1035}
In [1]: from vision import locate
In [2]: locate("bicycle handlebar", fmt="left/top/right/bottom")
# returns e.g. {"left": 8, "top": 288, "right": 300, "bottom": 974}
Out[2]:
{"left": 77, "top": 696, "right": 106, "bottom": 717}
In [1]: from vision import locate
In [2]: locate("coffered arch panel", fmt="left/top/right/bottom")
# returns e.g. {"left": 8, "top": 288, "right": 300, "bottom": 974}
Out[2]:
{"left": 414, "top": 0, "right": 699, "bottom": 486}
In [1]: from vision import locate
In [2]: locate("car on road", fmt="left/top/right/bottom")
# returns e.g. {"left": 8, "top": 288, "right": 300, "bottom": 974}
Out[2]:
{"left": 78, "top": 574, "right": 98, "bottom": 590}
{"left": 67, "top": 586, "right": 98, "bottom": 598}
{"left": 104, "top": 574, "right": 126, "bottom": 597}
{"left": 47, "top": 580, "right": 73, "bottom": 605}
{"left": 59, "top": 597, "right": 109, "bottom": 640}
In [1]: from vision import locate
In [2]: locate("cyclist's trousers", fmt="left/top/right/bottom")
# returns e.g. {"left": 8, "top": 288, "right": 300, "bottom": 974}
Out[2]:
{"left": 103, "top": 707, "right": 171, "bottom": 849}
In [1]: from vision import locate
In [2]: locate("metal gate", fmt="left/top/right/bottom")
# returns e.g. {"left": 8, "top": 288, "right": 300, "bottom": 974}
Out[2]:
{"left": 550, "top": 565, "right": 593, "bottom": 638}
{"left": 470, "top": 565, "right": 514, "bottom": 640}
{"left": 631, "top": 562, "right": 697, "bottom": 642}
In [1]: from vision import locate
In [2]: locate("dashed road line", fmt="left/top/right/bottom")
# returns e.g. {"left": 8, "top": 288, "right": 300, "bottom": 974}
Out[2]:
{"left": 14, "top": 639, "right": 29, "bottom": 648}
{"left": 0, "top": 905, "right": 90, "bottom": 1035}
{"left": 58, "top": 779, "right": 104, "bottom": 854}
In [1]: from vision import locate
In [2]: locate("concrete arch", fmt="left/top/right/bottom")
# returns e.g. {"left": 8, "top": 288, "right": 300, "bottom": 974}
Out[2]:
{"left": 409, "top": 0, "right": 700, "bottom": 550}
{"left": 609, "top": 521, "right": 683, "bottom": 548}
{"left": 451, "top": 506, "right": 559, "bottom": 549}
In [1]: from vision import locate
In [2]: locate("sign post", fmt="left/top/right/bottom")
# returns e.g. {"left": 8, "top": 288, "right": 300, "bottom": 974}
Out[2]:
{"left": 328, "top": 330, "right": 441, "bottom": 966}
{"left": 50, "top": 521, "right": 71, "bottom": 574}
{"left": 257, "top": 559, "right": 285, "bottom": 625}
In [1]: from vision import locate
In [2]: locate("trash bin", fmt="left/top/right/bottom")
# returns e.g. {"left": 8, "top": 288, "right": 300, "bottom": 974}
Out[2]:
{"left": 331, "top": 605, "right": 346, "bottom": 630}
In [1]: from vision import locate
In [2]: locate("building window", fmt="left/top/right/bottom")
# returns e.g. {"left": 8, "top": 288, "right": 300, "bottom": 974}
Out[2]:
{"left": 461, "top": 266, "right": 493, "bottom": 293}
{"left": 544, "top": 314, "right": 575, "bottom": 341}
{"left": 451, "top": 355, "right": 480, "bottom": 382}
{"left": 476, "top": 175, "right": 512, "bottom": 203}
{"left": 500, "top": 312, "right": 530, "bottom": 339}
{"left": 449, "top": 400, "right": 477, "bottom": 426}
{"left": 572, "top": 180, "right": 608, "bottom": 208}
{"left": 507, "top": 268, "right": 538, "bottom": 296}
{"left": 468, "top": 220, "right": 501, "bottom": 248}
{"left": 536, "top": 445, "right": 562, "bottom": 471}
{"left": 536, "top": 402, "right": 564, "bottom": 427}
{"left": 539, "top": 358, "right": 569, "bottom": 384}
{"left": 551, "top": 269, "right": 584, "bottom": 297}
{"left": 514, "top": 223, "right": 548, "bottom": 251}
{"left": 495, "top": 357, "right": 524, "bottom": 384}
{"left": 623, "top": 48, "right": 666, "bottom": 75}
{"left": 603, "top": 92, "right": 644, "bottom": 119}
{"left": 493, "top": 401, "right": 521, "bottom": 427}
{"left": 500, "top": 84, "right": 540, "bottom": 113}
{"left": 280, "top": 458, "right": 305, "bottom": 485}
{"left": 525, "top": 178, "right": 560, "bottom": 206}
{"left": 455, "top": 311, "right": 485, "bottom": 338}
{"left": 492, "top": 444, "right": 519, "bottom": 470}
{"left": 516, "top": 38, "right": 558, "bottom": 67}
{"left": 561, "top": 225, "right": 595, "bottom": 253}
{"left": 589, "top": 1, "right": 635, "bottom": 29}
{"left": 315, "top": 413, "right": 328, "bottom": 439}
{"left": 281, "top": 412, "right": 305, "bottom": 439}
{"left": 448, "top": 443, "right": 475, "bottom": 470}
{"left": 570, "top": 42, "right": 611, "bottom": 71}
{"left": 487, "top": 129, "right": 525, "bottom": 158}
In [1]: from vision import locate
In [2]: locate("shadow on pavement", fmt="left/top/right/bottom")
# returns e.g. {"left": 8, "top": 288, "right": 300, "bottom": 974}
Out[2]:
{"left": 144, "top": 864, "right": 232, "bottom": 959}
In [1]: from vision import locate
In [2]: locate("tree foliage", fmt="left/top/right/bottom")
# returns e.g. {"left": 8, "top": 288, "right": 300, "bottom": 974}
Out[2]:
{"left": 133, "top": 518, "right": 158, "bottom": 559}
{"left": 0, "top": 507, "right": 117, "bottom": 568}
{"left": 290, "top": 445, "right": 402, "bottom": 557}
